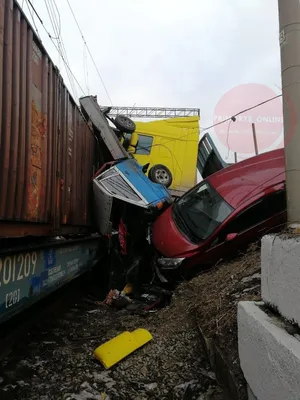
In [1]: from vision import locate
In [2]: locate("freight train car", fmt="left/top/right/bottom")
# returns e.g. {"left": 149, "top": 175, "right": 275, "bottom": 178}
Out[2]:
{"left": 0, "top": 0, "right": 102, "bottom": 323}
{"left": 0, "top": 0, "right": 99, "bottom": 238}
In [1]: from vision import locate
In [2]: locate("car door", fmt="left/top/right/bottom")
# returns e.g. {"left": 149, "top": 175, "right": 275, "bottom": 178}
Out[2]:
{"left": 212, "top": 189, "right": 286, "bottom": 258}
{"left": 187, "top": 189, "right": 286, "bottom": 268}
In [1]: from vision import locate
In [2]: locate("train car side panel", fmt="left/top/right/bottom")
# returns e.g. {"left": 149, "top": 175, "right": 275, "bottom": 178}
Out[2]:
{"left": 0, "top": 0, "right": 97, "bottom": 237}
{"left": 0, "top": 239, "right": 100, "bottom": 324}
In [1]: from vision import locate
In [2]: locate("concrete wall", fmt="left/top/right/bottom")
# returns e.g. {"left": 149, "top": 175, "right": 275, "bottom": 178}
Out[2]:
{"left": 247, "top": 385, "right": 257, "bottom": 400}
{"left": 261, "top": 235, "right": 300, "bottom": 325}
{"left": 238, "top": 301, "right": 300, "bottom": 400}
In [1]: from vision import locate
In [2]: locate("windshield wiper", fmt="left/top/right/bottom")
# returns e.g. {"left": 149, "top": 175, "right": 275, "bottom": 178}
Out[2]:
{"left": 175, "top": 210, "right": 202, "bottom": 242}
{"left": 175, "top": 209, "right": 190, "bottom": 234}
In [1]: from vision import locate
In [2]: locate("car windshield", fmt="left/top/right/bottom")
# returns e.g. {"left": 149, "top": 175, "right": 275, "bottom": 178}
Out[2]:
{"left": 173, "top": 181, "right": 234, "bottom": 242}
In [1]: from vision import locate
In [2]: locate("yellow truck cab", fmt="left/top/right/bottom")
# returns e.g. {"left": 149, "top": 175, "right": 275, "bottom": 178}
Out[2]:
{"left": 122, "top": 116, "right": 200, "bottom": 198}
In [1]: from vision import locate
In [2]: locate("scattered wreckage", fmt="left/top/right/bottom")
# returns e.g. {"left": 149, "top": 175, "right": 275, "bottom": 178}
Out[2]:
{"left": 116, "top": 145, "right": 286, "bottom": 286}
{"left": 80, "top": 95, "right": 287, "bottom": 293}
{"left": 79, "top": 95, "right": 172, "bottom": 295}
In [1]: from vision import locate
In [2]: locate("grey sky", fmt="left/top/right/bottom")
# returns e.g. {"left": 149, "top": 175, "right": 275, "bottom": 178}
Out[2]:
{"left": 22, "top": 0, "right": 281, "bottom": 159}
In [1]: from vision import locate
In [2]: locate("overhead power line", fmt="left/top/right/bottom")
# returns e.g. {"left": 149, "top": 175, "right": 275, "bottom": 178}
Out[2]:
{"left": 200, "top": 79, "right": 300, "bottom": 133}
{"left": 138, "top": 93, "right": 285, "bottom": 153}
{"left": 26, "top": 0, "right": 86, "bottom": 96}
{"left": 44, "top": 0, "right": 78, "bottom": 99}
{"left": 16, "top": 0, "right": 296, "bottom": 153}
{"left": 44, "top": 0, "right": 60, "bottom": 40}
{"left": 25, "top": 0, "right": 41, "bottom": 38}
{"left": 200, "top": 93, "right": 282, "bottom": 132}
{"left": 65, "top": 0, "right": 113, "bottom": 105}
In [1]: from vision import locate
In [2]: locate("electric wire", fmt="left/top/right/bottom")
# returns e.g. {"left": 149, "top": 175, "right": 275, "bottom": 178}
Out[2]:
{"left": 25, "top": 0, "right": 284, "bottom": 151}
{"left": 25, "top": 0, "right": 41, "bottom": 39}
{"left": 65, "top": 0, "right": 113, "bottom": 105}
{"left": 44, "top": 0, "right": 60, "bottom": 40}
{"left": 44, "top": 0, "right": 78, "bottom": 99}
{"left": 26, "top": 0, "right": 86, "bottom": 96}
{"left": 200, "top": 93, "right": 282, "bottom": 132}
{"left": 19, "top": 0, "right": 297, "bottom": 159}
{"left": 138, "top": 91, "right": 284, "bottom": 155}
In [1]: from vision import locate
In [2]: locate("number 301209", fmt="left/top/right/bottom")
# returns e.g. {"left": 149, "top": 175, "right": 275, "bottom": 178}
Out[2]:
{"left": 0, "top": 252, "right": 38, "bottom": 287}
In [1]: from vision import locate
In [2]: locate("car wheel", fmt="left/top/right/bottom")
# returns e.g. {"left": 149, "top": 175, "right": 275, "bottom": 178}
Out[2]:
{"left": 114, "top": 115, "right": 136, "bottom": 134}
{"left": 149, "top": 164, "right": 173, "bottom": 188}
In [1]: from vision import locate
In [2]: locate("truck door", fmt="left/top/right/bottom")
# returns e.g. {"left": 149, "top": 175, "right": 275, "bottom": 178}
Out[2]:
{"left": 197, "top": 133, "right": 229, "bottom": 179}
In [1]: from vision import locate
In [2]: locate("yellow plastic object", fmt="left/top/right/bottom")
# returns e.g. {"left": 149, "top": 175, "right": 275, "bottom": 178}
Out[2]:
{"left": 128, "top": 116, "right": 200, "bottom": 195}
{"left": 122, "top": 283, "right": 133, "bottom": 295}
{"left": 94, "top": 329, "right": 153, "bottom": 369}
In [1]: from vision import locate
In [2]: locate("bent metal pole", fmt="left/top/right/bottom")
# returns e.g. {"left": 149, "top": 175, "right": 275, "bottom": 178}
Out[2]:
{"left": 278, "top": 0, "right": 300, "bottom": 226}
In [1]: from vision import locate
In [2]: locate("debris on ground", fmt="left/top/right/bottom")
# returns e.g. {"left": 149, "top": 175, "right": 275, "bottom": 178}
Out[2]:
{"left": 102, "top": 289, "right": 133, "bottom": 309}
{"left": 0, "top": 275, "right": 225, "bottom": 399}
{"left": 0, "top": 244, "right": 261, "bottom": 400}
{"left": 94, "top": 328, "right": 153, "bottom": 369}
{"left": 102, "top": 283, "right": 173, "bottom": 315}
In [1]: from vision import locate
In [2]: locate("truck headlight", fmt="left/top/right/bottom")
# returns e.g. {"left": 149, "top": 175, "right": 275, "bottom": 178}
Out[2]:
{"left": 157, "top": 257, "right": 185, "bottom": 270}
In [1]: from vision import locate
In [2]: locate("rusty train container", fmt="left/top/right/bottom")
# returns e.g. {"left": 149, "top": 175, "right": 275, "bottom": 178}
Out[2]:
{"left": 0, "top": 0, "right": 99, "bottom": 238}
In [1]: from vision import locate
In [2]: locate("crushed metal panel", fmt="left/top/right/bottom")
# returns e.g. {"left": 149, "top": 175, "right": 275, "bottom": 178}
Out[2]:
{"left": 94, "top": 169, "right": 147, "bottom": 208}
{"left": 79, "top": 96, "right": 128, "bottom": 160}
{"left": 100, "top": 174, "right": 144, "bottom": 203}
{"left": 92, "top": 157, "right": 171, "bottom": 216}
{"left": 100, "top": 168, "right": 118, "bottom": 180}
{"left": 116, "top": 159, "right": 171, "bottom": 205}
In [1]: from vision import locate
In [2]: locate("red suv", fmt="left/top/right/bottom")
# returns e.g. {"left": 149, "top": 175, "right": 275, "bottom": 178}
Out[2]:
{"left": 151, "top": 147, "right": 286, "bottom": 277}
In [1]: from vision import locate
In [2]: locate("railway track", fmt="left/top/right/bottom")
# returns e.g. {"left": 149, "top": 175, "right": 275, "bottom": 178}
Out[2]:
{"left": 0, "top": 264, "right": 108, "bottom": 363}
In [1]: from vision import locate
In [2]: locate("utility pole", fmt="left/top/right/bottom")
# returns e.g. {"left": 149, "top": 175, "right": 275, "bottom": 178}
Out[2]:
{"left": 251, "top": 123, "right": 259, "bottom": 156}
{"left": 278, "top": 0, "right": 300, "bottom": 226}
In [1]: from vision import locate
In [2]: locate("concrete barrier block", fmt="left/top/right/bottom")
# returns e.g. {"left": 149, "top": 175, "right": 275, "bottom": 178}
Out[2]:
{"left": 238, "top": 301, "right": 300, "bottom": 400}
{"left": 247, "top": 385, "right": 258, "bottom": 400}
{"left": 261, "top": 234, "right": 300, "bottom": 325}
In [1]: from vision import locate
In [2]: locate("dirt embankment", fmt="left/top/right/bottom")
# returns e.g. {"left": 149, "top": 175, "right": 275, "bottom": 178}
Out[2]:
{"left": 177, "top": 244, "right": 261, "bottom": 399}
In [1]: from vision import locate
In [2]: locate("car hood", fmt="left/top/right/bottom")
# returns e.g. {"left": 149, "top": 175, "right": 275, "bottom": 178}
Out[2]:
{"left": 151, "top": 206, "right": 198, "bottom": 258}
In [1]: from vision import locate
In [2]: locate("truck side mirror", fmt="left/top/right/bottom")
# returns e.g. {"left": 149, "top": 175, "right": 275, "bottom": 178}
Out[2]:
{"left": 142, "top": 163, "right": 150, "bottom": 174}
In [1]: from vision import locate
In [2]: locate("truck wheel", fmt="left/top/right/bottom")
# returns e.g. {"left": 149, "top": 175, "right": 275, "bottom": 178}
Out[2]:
{"left": 149, "top": 164, "right": 173, "bottom": 187}
{"left": 114, "top": 115, "right": 136, "bottom": 134}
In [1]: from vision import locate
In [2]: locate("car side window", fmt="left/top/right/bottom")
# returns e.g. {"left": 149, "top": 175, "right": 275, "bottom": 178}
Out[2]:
{"left": 217, "top": 190, "right": 286, "bottom": 242}
{"left": 136, "top": 135, "right": 153, "bottom": 155}
{"left": 123, "top": 134, "right": 153, "bottom": 155}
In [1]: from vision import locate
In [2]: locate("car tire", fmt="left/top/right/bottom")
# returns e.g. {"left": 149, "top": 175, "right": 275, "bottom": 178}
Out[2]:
{"left": 148, "top": 164, "right": 173, "bottom": 187}
{"left": 114, "top": 115, "right": 136, "bottom": 134}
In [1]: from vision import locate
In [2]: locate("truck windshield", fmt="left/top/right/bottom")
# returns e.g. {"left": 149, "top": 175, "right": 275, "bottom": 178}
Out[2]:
{"left": 173, "top": 181, "right": 233, "bottom": 242}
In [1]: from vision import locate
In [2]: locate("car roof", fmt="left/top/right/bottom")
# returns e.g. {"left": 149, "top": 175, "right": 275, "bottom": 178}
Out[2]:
{"left": 208, "top": 148, "right": 285, "bottom": 209}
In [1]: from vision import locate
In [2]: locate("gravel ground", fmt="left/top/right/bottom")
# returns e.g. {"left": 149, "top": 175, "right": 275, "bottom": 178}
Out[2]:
{"left": 0, "top": 242, "right": 262, "bottom": 400}
{"left": 0, "top": 280, "right": 225, "bottom": 400}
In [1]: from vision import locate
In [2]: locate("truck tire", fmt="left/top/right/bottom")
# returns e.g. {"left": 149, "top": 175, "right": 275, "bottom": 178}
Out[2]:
{"left": 148, "top": 164, "right": 173, "bottom": 187}
{"left": 114, "top": 115, "right": 136, "bottom": 134}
